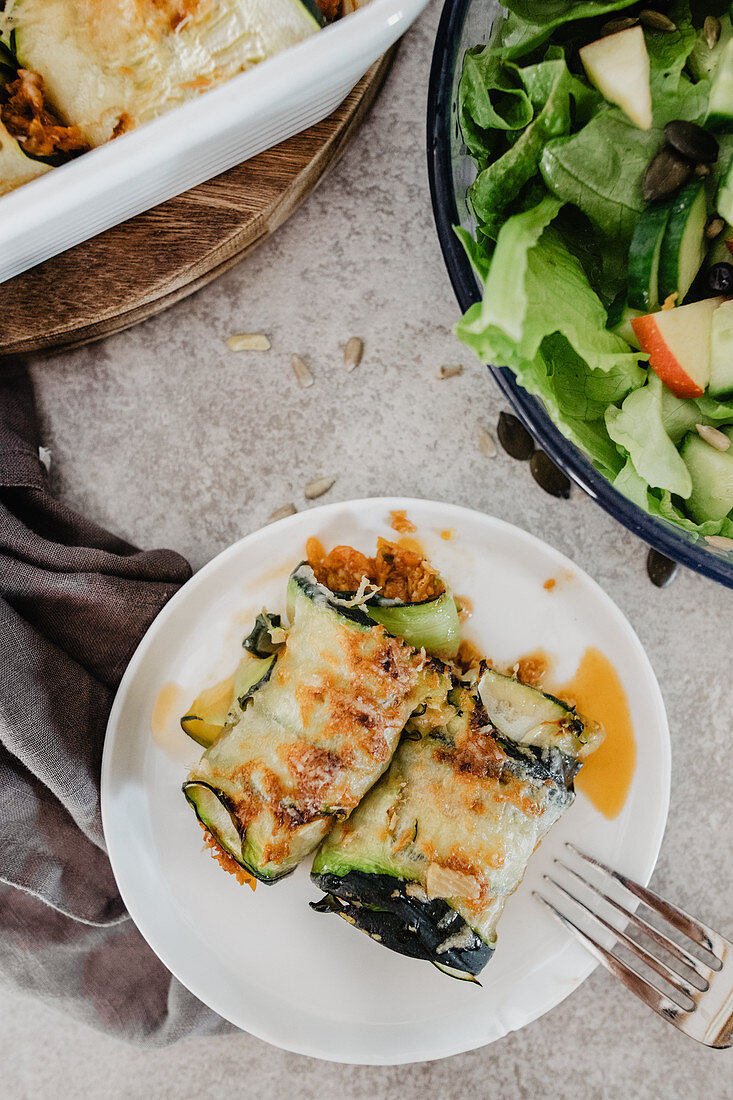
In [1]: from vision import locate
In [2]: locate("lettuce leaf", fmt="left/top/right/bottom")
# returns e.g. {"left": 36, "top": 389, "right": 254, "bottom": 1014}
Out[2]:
{"left": 468, "top": 57, "right": 599, "bottom": 237}
{"left": 605, "top": 374, "right": 693, "bottom": 498}
{"left": 496, "top": 1, "right": 637, "bottom": 59}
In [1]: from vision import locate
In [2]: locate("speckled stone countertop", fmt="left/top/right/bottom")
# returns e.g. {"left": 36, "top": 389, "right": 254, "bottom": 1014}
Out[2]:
{"left": 3, "top": 5, "right": 732, "bottom": 1097}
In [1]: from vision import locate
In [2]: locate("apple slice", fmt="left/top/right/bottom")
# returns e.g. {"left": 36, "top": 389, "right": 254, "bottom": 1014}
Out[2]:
{"left": 580, "top": 26, "right": 652, "bottom": 130}
{"left": 631, "top": 297, "right": 723, "bottom": 398}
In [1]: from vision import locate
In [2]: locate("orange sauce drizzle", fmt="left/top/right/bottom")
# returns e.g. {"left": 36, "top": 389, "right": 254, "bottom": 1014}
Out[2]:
{"left": 555, "top": 648, "right": 636, "bottom": 820}
{"left": 396, "top": 535, "right": 424, "bottom": 556}
{"left": 151, "top": 682, "right": 186, "bottom": 748}
{"left": 543, "top": 577, "right": 556, "bottom": 591}
{"left": 390, "top": 510, "right": 417, "bottom": 534}
{"left": 440, "top": 529, "right": 455, "bottom": 541}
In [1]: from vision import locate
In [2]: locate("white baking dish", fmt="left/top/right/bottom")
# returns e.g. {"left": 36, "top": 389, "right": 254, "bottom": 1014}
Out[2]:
{"left": 0, "top": 0, "right": 429, "bottom": 286}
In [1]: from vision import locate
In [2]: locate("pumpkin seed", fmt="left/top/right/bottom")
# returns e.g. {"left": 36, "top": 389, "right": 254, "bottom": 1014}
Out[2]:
{"left": 305, "top": 476, "right": 336, "bottom": 500}
{"left": 646, "top": 548, "right": 678, "bottom": 588}
{"left": 643, "top": 147, "right": 691, "bottom": 202}
{"left": 478, "top": 428, "right": 497, "bottom": 457}
{"left": 708, "top": 262, "right": 733, "bottom": 294}
{"left": 344, "top": 336, "right": 364, "bottom": 372}
{"left": 267, "top": 503, "right": 297, "bottom": 523}
{"left": 601, "top": 15, "right": 639, "bottom": 34}
{"left": 664, "top": 120, "right": 718, "bottom": 164}
{"left": 227, "top": 333, "right": 270, "bottom": 351}
{"left": 705, "top": 216, "right": 725, "bottom": 239}
{"left": 705, "top": 534, "right": 733, "bottom": 552}
{"left": 291, "top": 354, "right": 314, "bottom": 388}
{"left": 695, "top": 423, "right": 731, "bottom": 451}
{"left": 438, "top": 364, "right": 463, "bottom": 379}
{"left": 497, "top": 412, "right": 534, "bottom": 460}
{"left": 639, "top": 9, "right": 676, "bottom": 31}
{"left": 529, "top": 451, "right": 571, "bottom": 499}
{"left": 704, "top": 15, "right": 721, "bottom": 49}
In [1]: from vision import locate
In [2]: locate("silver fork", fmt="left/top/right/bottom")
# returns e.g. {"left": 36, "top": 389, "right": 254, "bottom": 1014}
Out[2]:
{"left": 535, "top": 843, "right": 733, "bottom": 1049}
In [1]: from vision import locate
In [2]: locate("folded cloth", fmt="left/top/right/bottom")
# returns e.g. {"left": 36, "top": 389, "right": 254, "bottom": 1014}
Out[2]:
{"left": 0, "top": 360, "right": 230, "bottom": 1043}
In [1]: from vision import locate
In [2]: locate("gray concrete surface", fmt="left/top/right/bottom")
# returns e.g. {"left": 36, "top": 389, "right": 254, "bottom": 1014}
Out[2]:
{"left": 3, "top": 4, "right": 732, "bottom": 1097}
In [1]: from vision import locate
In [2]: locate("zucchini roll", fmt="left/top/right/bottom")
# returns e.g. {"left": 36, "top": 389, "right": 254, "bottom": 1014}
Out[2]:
{"left": 311, "top": 670, "right": 602, "bottom": 980}
{"left": 184, "top": 563, "right": 448, "bottom": 883}
{"left": 4, "top": 0, "right": 329, "bottom": 148}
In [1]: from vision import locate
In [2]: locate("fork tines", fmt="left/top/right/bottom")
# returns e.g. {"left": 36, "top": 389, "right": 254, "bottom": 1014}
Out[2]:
{"left": 534, "top": 843, "right": 733, "bottom": 1049}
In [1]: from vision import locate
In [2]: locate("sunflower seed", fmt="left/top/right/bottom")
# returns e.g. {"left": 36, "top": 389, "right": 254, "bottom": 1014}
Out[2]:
{"left": 291, "top": 354, "right": 314, "bottom": 388}
{"left": 227, "top": 332, "right": 270, "bottom": 351}
{"left": 267, "top": 503, "right": 297, "bottom": 524}
{"left": 497, "top": 411, "right": 534, "bottom": 460}
{"left": 704, "top": 15, "right": 721, "bottom": 49}
{"left": 647, "top": 548, "right": 678, "bottom": 587}
{"left": 438, "top": 364, "right": 463, "bottom": 379}
{"left": 478, "top": 428, "right": 497, "bottom": 457}
{"left": 705, "top": 534, "right": 733, "bottom": 551}
{"left": 643, "top": 147, "right": 691, "bottom": 202}
{"left": 530, "top": 451, "right": 571, "bottom": 499}
{"left": 706, "top": 216, "right": 725, "bottom": 239}
{"left": 639, "top": 9, "right": 676, "bottom": 32}
{"left": 601, "top": 16, "right": 638, "bottom": 34}
{"left": 696, "top": 423, "right": 731, "bottom": 451}
{"left": 664, "top": 120, "right": 718, "bottom": 164}
{"left": 344, "top": 336, "right": 364, "bottom": 372}
{"left": 305, "top": 476, "right": 336, "bottom": 500}
{"left": 695, "top": 162, "right": 711, "bottom": 177}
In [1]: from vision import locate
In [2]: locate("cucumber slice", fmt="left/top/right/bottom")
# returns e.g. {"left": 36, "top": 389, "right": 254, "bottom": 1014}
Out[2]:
{"left": 658, "top": 183, "right": 708, "bottom": 304}
{"left": 718, "top": 162, "right": 733, "bottom": 227}
{"left": 706, "top": 38, "right": 733, "bottom": 130}
{"left": 628, "top": 202, "right": 672, "bottom": 311}
{"left": 681, "top": 430, "right": 733, "bottom": 522}
{"left": 710, "top": 299, "right": 733, "bottom": 399}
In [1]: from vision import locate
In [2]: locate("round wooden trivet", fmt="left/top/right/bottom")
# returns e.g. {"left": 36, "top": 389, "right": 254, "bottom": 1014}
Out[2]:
{"left": 0, "top": 48, "right": 396, "bottom": 357}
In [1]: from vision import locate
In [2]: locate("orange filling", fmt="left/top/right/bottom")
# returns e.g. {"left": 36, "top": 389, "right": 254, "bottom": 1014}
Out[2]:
{"left": 1, "top": 70, "right": 88, "bottom": 158}
{"left": 201, "top": 825, "right": 257, "bottom": 891}
{"left": 308, "top": 538, "right": 444, "bottom": 603}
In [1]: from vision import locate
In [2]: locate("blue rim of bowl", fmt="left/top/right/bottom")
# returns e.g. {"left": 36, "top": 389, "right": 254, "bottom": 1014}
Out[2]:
{"left": 426, "top": 0, "right": 733, "bottom": 589}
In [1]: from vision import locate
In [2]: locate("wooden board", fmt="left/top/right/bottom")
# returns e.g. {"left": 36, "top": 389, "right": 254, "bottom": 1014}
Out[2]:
{"left": 1, "top": 49, "right": 396, "bottom": 358}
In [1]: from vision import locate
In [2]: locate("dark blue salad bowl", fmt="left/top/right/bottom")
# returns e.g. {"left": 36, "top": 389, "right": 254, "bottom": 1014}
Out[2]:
{"left": 427, "top": 0, "right": 733, "bottom": 589}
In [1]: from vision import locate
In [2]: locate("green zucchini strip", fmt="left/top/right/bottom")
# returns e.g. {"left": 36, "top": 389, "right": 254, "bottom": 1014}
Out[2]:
{"left": 364, "top": 590, "right": 461, "bottom": 659}
{"left": 185, "top": 563, "right": 447, "bottom": 884}
{"left": 312, "top": 677, "right": 593, "bottom": 979}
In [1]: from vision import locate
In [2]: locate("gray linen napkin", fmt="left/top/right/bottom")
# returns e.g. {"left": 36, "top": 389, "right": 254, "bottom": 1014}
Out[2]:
{"left": 0, "top": 361, "right": 230, "bottom": 1044}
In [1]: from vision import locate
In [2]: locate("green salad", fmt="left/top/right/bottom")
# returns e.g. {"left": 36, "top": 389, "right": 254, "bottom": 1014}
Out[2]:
{"left": 456, "top": 0, "right": 733, "bottom": 541}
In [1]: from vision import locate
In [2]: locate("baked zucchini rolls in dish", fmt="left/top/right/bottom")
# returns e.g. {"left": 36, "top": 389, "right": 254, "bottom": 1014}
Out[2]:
{"left": 0, "top": 0, "right": 370, "bottom": 194}
{"left": 180, "top": 537, "right": 603, "bottom": 980}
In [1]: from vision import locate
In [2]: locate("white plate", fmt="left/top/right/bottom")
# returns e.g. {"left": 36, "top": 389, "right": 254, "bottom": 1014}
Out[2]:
{"left": 101, "top": 498, "right": 670, "bottom": 1064}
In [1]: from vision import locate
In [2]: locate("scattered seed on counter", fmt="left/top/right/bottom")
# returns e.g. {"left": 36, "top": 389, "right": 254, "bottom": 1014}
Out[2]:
{"left": 267, "top": 503, "right": 297, "bottom": 523}
{"left": 497, "top": 411, "right": 534, "bottom": 460}
{"left": 291, "top": 354, "right": 314, "bottom": 388}
{"left": 478, "top": 428, "right": 496, "bottom": 457}
{"left": 647, "top": 548, "right": 678, "bottom": 587}
{"left": 438, "top": 365, "right": 463, "bottom": 379}
{"left": 695, "top": 423, "right": 731, "bottom": 451}
{"left": 706, "top": 535, "right": 733, "bottom": 551}
{"left": 305, "top": 476, "right": 336, "bottom": 500}
{"left": 639, "top": 9, "right": 676, "bottom": 31}
{"left": 529, "top": 451, "right": 571, "bottom": 499}
{"left": 227, "top": 333, "right": 270, "bottom": 351}
{"left": 344, "top": 337, "right": 364, "bottom": 372}
{"left": 704, "top": 14, "right": 721, "bottom": 48}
